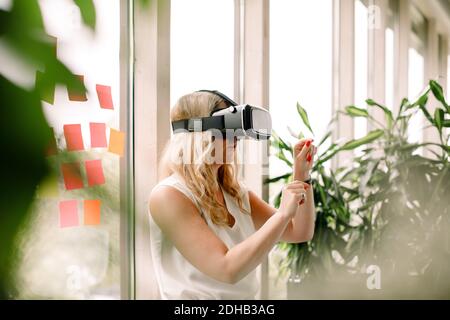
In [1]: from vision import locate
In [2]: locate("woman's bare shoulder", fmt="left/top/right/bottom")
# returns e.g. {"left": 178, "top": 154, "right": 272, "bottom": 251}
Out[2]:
{"left": 149, "top": 184, "right": 199, "bottom": 222}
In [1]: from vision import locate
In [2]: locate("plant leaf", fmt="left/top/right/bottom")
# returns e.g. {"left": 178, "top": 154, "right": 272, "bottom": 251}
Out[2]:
{"left": 345, "top": 105, "right": 369, "bottom": 118}
{"left": 429, "top": 80, "right": 449, "bottom": 112}
{"left": 434, "top": 108, "right": 444, "bottom": 134}
{"left": 366, "top": 99, "right": 394, "bottom": 128}
{"left": 73, "top": 0, "right": 96, "bottom": 29}
{"left": 340, "top": 129, "right": 384, "bottom": 151}
{"left": 296, "top": 103, "right": 314, "bottom": 135}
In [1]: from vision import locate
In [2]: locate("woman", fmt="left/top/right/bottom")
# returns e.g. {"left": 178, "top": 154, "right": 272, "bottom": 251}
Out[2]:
{"left": 148, "top": 91, "right": 317, "bottom": 299}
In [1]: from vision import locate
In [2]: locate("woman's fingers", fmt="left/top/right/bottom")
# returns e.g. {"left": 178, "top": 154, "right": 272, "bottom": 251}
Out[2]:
{"left": 297, "top": 142, "right": 312, "bottom": 159}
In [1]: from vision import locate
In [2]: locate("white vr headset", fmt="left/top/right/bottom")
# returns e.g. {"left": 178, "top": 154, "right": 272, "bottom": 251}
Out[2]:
{"left": 171, "top": 90, "right": 272, "bottom": 140}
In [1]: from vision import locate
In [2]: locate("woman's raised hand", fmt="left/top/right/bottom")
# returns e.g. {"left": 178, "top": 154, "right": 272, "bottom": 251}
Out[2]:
{"left": 293, "top": 138, "right": 317, "bottom": 181}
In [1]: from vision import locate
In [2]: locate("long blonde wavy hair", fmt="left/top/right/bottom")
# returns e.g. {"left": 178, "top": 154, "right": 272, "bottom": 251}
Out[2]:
{"left": 158, "top": 91, "right": 251, "bottom": 226}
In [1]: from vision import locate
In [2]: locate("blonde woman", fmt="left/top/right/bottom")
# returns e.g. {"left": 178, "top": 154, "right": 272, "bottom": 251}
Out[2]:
{"left": 148, "top": 91, "right": 317, "bottom": 299}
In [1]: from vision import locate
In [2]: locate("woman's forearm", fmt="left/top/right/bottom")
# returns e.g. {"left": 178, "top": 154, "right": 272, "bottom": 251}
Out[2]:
{"left": 291, "top": 185, "right": 316, "bottom": 241}
{"left": 223, "top": 211, "right": 291, "bottom": 284}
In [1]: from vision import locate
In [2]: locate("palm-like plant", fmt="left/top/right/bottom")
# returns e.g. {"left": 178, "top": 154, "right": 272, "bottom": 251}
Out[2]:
{"left": 267, "top": 80, "right": 450, "bottom": 298}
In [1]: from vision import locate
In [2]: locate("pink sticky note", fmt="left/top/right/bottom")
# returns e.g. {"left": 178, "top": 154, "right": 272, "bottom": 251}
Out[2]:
{"left": 108, "top": 128, "right": 125, "bottom": 156}
{"left": 85, "top": 159, "right": 105, "bottom": 186}
{"left": 63, "top": 124, "right": 84, "bottom": 151}
{"left": 59, "top": 200, "right": 79, "bottom": 228}
{"left": 90, "top": 123, "right": 107, "bottom": 148}
{"left": 61, "top": 162, "right": 84, "bottom": 190}
{"left": 96, "top": 84, "right": 114, "bottom": 109}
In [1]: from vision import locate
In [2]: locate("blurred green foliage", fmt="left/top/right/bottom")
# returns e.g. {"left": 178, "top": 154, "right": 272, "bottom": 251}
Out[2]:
{"left": 268, "top": 80, "right": 450, "bottom": 298}
{"left": 0, "top": 0, "right": 95, "bottom": 299}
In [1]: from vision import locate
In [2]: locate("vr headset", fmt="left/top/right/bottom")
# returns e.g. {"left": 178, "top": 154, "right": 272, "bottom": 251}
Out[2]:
{"left": 171, "top": 90, "right": 272, "bottom": 140}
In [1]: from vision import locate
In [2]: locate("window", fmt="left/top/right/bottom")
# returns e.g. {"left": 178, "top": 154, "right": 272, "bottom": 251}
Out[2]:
{"left": 170, "top": 0, "right": 235, "bottom": 106}
{"left": 354, "top": 0, "right": 368, "bottom": 139}
{"left": 268, "top": 0, "right": 333, "bottom": 299}
{"left": 407, "top": 6, "right": 427, "bottom": 148}
{"left": 385, "top": 0, "right": 396, "bottom": 110}
{"left": 14, "top": 0, "right": 125, "bottom": 299}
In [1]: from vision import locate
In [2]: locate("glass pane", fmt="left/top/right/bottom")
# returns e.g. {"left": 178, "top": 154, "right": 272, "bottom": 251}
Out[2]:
{"left": 385, "top": 0, "right": 396, "bottom": 110}
{"left": 385, "top": 26, "right": 394, "bottom": 110}
{"left": 13, "top": 0, "right": 123, "bottom": 299}
{"left": 269, "top": 0, "right": 333, "bottom": 299}
{"left": 407, "top": 7, "right": 426, "bottom": 151}
{"left": 448, "top": 54, "right": 450, "bottom": 99}
{"left": 170, "top": 0, "right": 235, "bottom": 105}
{"left": 407, "top": 48, "right": 424, "bottom": 146}
{"left": 354, "top": 0, "right": 368, "bottom": 140}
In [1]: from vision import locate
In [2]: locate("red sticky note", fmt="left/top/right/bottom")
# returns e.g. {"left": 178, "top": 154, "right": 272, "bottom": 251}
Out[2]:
{"left": 63, "top": 124, "right": 84, "bottom": 151}
{"left": 108, "top": 129, "right": 125, "bottom": 156}
{"left": 35, "top": 70, "right": 55, "bottom": 105}
{"left": 84, "top": 199, "right": 101, "bottom": 225}
{"left": 90, "top": 123, "right": 107, "bottom": 148}
{"left": 46, "top": 127, "right": 58, "bottom": 156}
{"left": 67, "top": 74, "right": 88, "bottom": 102}
{"left": 96, "top": 84, "right": 114, "bottom": 109}
{"left": 85, "top": 159, "right": 105, "bottom": 186}
{"left": 59, "top": 200, "right": 79, "bottom": 228}
{"left": 61, "top": 162, "right": 84, "bottom": 190}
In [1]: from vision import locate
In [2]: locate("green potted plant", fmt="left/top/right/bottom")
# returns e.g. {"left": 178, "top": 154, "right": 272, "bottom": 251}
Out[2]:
{"left": 267, "top": 80, "right": 450, "bottom": 299}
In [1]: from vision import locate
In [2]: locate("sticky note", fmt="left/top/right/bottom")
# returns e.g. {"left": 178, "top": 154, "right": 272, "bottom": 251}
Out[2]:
{"left": 108, "top": 129, "right": 125, "bottom": 156}
{"left": 46, "top": 127, "right": 58, "bottom": 156}
{"left": 35, "top": 70, "right": 55, "bottom": 105}
{"left": 85, "top": 159, "right": 105, "bottom": 186}
{"left": 90, "top": 123, "right": 107, "bottom": 148}
{"left": 63, "top": 124, "right": 84, "bottom": 151}
{"left": 61, "top": 162, "right": 84, "bottom": 190}
{"left": 59, "top": 200, "right": 79, "bottom": 228}
{"left": 67, "top": 74, "right": 88, "bottom": 102}
{"left": 96, "top": 84, "right": 114, "bottom": 109}
{"left": 84, "top": 199, "right": 101, "bottom": 225}
{"left": 45, "top": 34, "right": 58, "bottom": 57}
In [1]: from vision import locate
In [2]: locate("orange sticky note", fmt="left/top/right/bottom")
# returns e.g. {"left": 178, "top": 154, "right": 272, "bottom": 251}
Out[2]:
{"left": 108, "top": 129, "right": 125, "bottom": 156}
{"left": 61, "top": 162, "right": 84, "bottom": 190}
{"left": 84, "top": 199, "right": 101, "bottom": 225}
{"left": 96, "top": 84, "right": 114, "bottom": 109}
{"left": 90, "top": 123, "right": 107, "bottom": 148}
{"left": 67, "top": 74, "right": 88, "bottom": 102}
{"left": 35, "top": 70, "right": 55, "bottom": 105}
{"left": 59, "top": 200, "right": 79, "bottom": 228}
{"left": 63, "top": 124, "right": 84, "bottom": 151}
{"left": 85, "top": 159, "right": 105, "bottom": 186}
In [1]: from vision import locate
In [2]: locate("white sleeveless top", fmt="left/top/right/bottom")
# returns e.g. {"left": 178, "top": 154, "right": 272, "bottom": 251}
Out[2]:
{"left": 148, "top": 173, "right": 260, "bottom": 300}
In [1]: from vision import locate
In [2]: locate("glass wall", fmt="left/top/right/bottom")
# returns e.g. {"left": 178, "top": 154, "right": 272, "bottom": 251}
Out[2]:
{"left": 354, "top": 0, "right": 368, "bottom": 140}
{"left": 268, "top": 0, "right": 333, "bottom": 298}
{"left": 14, "top": 0, "right": 124, "bottom": 299}
{"left": 170, "top": 0, "right": 235, "bottom": 106}
{"left": 407, "top": 6, "right": 427, "bottom": 149}
{"left": 385, "top": 0, "right": 395, "bottom": 110}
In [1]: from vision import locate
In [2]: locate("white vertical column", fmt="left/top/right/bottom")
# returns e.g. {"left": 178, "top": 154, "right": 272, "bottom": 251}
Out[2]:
{"left": 133, "top": 0, "right": 171, "bottom": 299}
{"left": 119, "top": 0, "right": 134, "bottom": 301}
{"left": 367, "top": 0, "right": 387, "bottom": 130}
{"left": 394, "top": 0, "right": 410, "bottom": 113}
{"left": 332, "top": 0, "right": 355, "bottom": 169}
{"left": 423, "top": 18, "right": 440, "bottom": 157}
{"left": 439, "top": 36, "right": 448, "bottom": 98}
{"left": 242, "top": 0, "right": 270, "bottom": 299}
